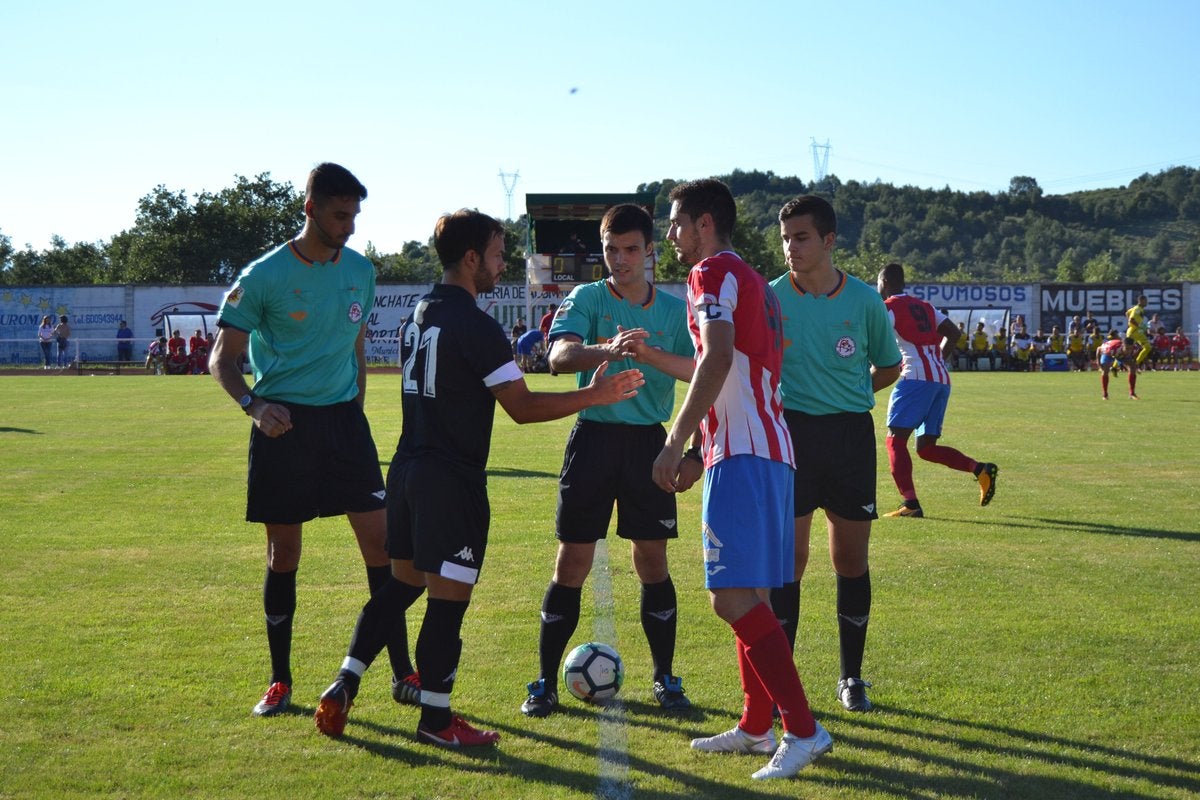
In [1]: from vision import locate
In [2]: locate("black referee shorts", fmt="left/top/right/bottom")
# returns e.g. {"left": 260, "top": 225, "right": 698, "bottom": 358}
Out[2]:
{"left": 785, "top": 409, "right": 878, "bottom": 522}
{"left": 245, "top": 400, "right": 386, "bottom": 524}
{"left": 556, "top": 420, "right": 678, "bottom": 543}
{"left": 386, "top": 456, "right": 489, "bottom": 585}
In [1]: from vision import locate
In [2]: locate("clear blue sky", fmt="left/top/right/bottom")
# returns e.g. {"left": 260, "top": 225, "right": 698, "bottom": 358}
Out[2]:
{"left": 3, "top": 0, "right": 1198, "bottom": 256}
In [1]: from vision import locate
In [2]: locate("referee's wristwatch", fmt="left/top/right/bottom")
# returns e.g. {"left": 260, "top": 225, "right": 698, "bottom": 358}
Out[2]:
{"left": 238, "top": 393, "right": 257, "bottom": 415}
{"left": 682, "top": 445, "right": 703, "bottom": 463}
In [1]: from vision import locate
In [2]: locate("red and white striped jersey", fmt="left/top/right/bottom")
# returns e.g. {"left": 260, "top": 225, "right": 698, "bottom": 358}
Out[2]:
{"left": 686, "top": 251, "right": 794, "bottom": 468}
{"left": 884, "top": 292, "right": 951, "bottom": 384}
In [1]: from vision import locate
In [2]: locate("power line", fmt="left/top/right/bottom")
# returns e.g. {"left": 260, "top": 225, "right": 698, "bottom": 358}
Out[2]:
{"left": 498, "top": 169, "right": 520, "bottom": 221}
{"left": 811, "top": 138, "right": 830, "bottom": 183}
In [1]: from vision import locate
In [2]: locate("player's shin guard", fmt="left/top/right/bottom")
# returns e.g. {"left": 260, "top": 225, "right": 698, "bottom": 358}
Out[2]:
{"left": 368, "top": 565, "right": 425, "bottom": 677}
{"left": 885, "top": 435, "right": 917, "bottom": 501}
{"left": 732, "top": 603, "right": 815, "bottom": 738}
{"left": 538, "top": 582, "right": 581, "bottom": 682}
{"left": 836, "top": 570, "right": 871, "bottom": 681}
{"left": 735, "top": 636, "right": 773, "bottom": 736}
{"left": 351, "top": 572, "right": 424, "bottom": 674}
{"left": 263, "top": 567, "right": 297, "bottom": 686}
{"left": 640, "top": 577, "right": 678, "bottom": 678}
{"left": 916, "top": 443, "right": 975, "bottom": 473}
{"left": 416, "top": 598, "right": 469, "bottom": 733}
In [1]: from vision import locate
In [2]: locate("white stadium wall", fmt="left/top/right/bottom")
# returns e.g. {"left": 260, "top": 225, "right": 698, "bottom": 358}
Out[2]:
{"left": 0, "top": 282, "right": 1194, "bottom": 366}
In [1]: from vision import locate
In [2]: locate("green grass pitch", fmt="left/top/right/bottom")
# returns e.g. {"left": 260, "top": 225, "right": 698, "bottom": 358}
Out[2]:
{"left": 0, "top": 370, "right": 1197, "bottom": 799}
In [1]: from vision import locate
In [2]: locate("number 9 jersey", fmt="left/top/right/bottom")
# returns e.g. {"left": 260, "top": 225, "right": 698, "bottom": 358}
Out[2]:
{"left": 883, "top": 293, "right": 951, "bottom": 385}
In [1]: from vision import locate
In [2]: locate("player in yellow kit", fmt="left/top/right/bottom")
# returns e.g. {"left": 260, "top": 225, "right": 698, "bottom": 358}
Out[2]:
{"left": 1125, "top": 296, "right": 1152, "bottom": 366}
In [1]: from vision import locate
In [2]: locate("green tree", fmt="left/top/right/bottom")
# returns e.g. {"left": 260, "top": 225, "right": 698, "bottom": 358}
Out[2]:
{"left": 108, "top": 174, "right": 303, "bottom": 284}
{"left": 374, "top": 239, "right": 441, "bottom": 283}
{"left": 0, "top": 230, "right": 12, "bottom": 277}
{"left": 1083, "top": 251, "right": 1120, "bottom": 282}
{"left": 1, "top": 237, "right": 109, "bottom": 285}
{"left": 1055, "top": 250, "right": 1083, "bottom": 282}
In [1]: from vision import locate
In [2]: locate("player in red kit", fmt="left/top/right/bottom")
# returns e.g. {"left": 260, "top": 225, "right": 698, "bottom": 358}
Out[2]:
{"left": 877, "top": 263, "right": 998, "bottom": 517}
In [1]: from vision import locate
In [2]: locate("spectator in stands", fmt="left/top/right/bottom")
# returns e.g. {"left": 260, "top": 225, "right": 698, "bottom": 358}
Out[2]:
{"left": 38, "top": 315, "right": 55, "bottom": 369}
{"left": 1084, "top": 322, "right": 1104, "bottom": 366}
{"left": 190, "top": 345, "right": 210, "bottom": 375}
{"left": 53, "top": 315, "right": 72, "bottom": 367}
{"left": 146, "top": 336, "right": 167, "bottom": 374}
{"left": 1147, "top": 313, "right": 1162, "bottom": 338}
{"left": 1150, "top": 327, "right": 1171, "bottom": 371}
{"left": 167, "top": 329, "right": 187, "bottom": 356}
{"left": 969, "top": 322, "right": 991, "bottom": 370}
{"left": 1066, "top": 326, "right": 1088, "bottom": 372}
{"left": 1030, "top": 329, "right": 1050, "bottom": 371}
{"left": 991, "top": 326, "right": 1010, "bottom": 371}
{"left": 189, "top": 329, "right": 207, "bottom": 355}
{"left": 116, "top": 320, "right": 135, "bottom": 362}
{"left": 1011, "top": 314, "right": 1027, "bottom": 336}
{"left": 510, "top": 317, "right": 528, "bottom": 350}
{"left": 1048, "top": 326, "right": 1065, "bottom": 357}
{"left": 1067, "top": 315, "right": 1083, "bottom": 337}
{"left": 1010, "top": 327, "right": 1033, "bottom": 371}
{"left": 205, "top": 331, "right": 216, "bottom": 352}
{"left": 538, "top": 304, "right": 558, "bottom": 340}
{"left": 165, "top": 346, "right": 191, "bottom": 375}
{"left": 1170, "top": 327, "right": 1192, "bottom": 370}
{"left": 953, "top": 321, "right": 969, "bottom": 369}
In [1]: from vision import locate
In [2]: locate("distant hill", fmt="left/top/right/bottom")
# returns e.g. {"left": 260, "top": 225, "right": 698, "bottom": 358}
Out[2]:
{"left": 637, "top": 166, "right": 1200, "bottom": 283}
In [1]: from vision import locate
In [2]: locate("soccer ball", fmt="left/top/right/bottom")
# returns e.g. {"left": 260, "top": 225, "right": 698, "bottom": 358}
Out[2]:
{"left": 562, "top": 642, "right": 623, "bottom": 702}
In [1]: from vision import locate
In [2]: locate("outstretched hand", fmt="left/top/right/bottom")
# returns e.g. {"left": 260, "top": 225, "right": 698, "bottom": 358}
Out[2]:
{"left": 587, "top": 360, "right": 644, "bottom": 404}
{"left": 609, "top": 326, "right": 651, "bottom": 361}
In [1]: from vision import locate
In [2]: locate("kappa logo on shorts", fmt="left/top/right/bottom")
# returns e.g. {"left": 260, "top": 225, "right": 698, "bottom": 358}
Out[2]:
{"left": 659, "top": 519, "right": 677, "bottom": 530}
{"left": 372, "top": 490, "right": 386, "bottom": 500}
{"left": 835, "top": 336, "right": 857, "bottom": 358}
{"left": 861, "top": 502, "right": 875, "bottom": 514}
{"left": 702, "top": 522, "right": 723, "bottom": 571}
{"left": 454, "top": 546, "right": 475, "bottom": 563}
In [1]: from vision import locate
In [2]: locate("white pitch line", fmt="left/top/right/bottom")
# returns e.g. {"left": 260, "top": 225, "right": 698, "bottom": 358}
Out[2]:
{"left": 591, "top": 538, "right": 631, "bottom": 800}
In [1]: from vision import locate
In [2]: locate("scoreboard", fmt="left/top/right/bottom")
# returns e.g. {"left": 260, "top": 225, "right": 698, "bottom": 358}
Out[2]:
{"left": 550, "top": 254, "right": 606, "bottom": 284}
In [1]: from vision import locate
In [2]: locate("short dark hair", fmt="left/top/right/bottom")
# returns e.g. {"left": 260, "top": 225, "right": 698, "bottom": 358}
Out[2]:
{"left": 880, "top": 261, "right": 905, "bottom": 288}
{"left": 669, "top": 179, "right": 736, "bottom": 240}
{"left": 778, "top": 195, "right": 837, "bottom": 237}
{"left": 600, "top": 203, "right": 654, "bottom": 245}
{"left": 434, "top": 209, "right": 504, "bottom": 268}
{"left": 306, "top": 163, "right": 367, "bottom": 204}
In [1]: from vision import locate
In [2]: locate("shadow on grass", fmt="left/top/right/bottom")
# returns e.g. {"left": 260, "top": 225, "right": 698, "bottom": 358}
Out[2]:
{"left": 811, "top": 703, "right": 1200, "bottom": 800}
{"left": 294, "top": 695, "right": 1199, "bottom": 799}
{"left": 947, "top": 514, "right": 1200, "bottom": 543}
{"left": 373, "top": 460, "right": 557, "bottom": 480}
{"left": 487, "top": 466, "right": 559, "bottom": 479}
{"left": 0, "top": 426, "right": 41, "bottom": 434}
